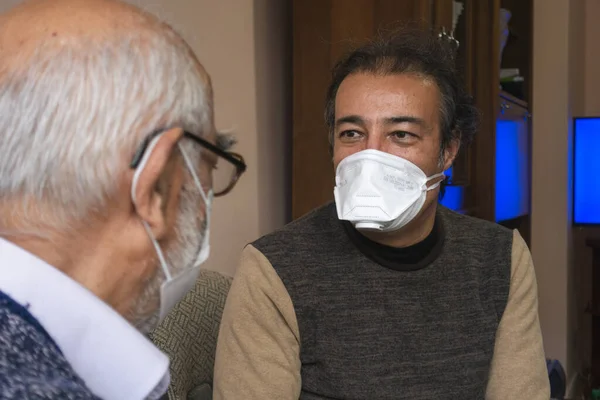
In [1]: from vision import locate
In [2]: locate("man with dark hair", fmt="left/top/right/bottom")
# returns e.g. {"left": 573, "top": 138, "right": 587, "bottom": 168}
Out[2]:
{"left": 214, "top": 29, "right": 549, "bottom": 400}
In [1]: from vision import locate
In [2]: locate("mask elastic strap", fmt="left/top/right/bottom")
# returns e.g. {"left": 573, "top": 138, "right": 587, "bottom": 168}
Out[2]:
{"left": 178, "top": 143, "right": 210, "bottom": 205}
{"left": 142, "top": 221, "right": 172, "bottom": 280}
{"left": 178, "top": 142, "right": 212, "bottom": 267}
{"left": 178, "top": 143, "right": 213, "bottom": 247}
{"left": 131, "top": 134, "right": 173, "bottom": 281}
{"left": 425, "top": 172, "right": 446, "bottom": 191}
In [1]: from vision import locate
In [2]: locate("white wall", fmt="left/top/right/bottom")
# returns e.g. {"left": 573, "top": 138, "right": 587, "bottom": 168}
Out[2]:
{"left": 531, "top": 0, "right": 587, "bottom": 384}
{"left": 532, "top": 0, "right": 572, "bottom": 371}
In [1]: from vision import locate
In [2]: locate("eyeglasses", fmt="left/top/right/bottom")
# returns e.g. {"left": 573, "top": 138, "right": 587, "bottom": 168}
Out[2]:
{"left": 131, "top": 130, "right": 247, "bottom": 197}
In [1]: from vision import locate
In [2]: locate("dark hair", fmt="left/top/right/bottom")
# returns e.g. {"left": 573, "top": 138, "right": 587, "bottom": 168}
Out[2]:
{"left": 324, "top": 28, "right": 479, "bottom": 164}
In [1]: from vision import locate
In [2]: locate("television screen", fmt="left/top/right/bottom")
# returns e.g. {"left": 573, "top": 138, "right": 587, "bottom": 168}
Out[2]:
{"left": 495, "top": 120, "right": 530, "bottom": 222}
{"left": 574, "top": 118, "right": 600, "bottom": 224}
{"left": 440, "top": 117, "right": 531, "bottom": 220}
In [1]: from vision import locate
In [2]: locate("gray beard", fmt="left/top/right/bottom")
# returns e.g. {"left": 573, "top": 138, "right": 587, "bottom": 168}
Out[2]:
{"left": 130, "top": 184, "right": 206, "bottom": 334}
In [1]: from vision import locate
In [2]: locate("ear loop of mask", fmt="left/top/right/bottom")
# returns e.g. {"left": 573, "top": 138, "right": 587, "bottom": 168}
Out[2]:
{"left": 131, "top": 134, "right": 173, "bottom": 281}
{"left": 424, "top": 172, "right": 446, "bottom": 191}
{"left": 177, "top": 142, "right": 212, "bottom": 269}
{"left": 178, "top": 142, "right": 210, "bottom": 205}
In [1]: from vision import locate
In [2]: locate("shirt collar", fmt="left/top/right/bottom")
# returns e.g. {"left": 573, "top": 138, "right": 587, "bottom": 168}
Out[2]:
{"left": 0, "top": 238, "right": 170, "bottom": 400}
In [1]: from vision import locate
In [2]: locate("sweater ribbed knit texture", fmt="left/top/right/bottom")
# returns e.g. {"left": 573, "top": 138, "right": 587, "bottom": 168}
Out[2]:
{"left": 252, "top": 203, "right": 512, "bottom": 400}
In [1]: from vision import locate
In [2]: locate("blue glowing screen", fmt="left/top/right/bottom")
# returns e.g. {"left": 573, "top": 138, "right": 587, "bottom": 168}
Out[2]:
{"left": 495, "top": 119, "right": 529, "bottom": 221}
{"left": 439, "top": 186, "right": 464, "bottom": 211}
{"left": 439, "top": 166, "right": 464, "bottom": 211}
{"left": 574, "top": 118, "right": 600, "bottom": 224}
{"left": 440, "top": 118, "right": 531, "bottom": 218}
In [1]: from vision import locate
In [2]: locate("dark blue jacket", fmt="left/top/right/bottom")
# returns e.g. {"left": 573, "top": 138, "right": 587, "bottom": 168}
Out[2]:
{"left": 0, "top": 290, "right": 100, "bottom": 399}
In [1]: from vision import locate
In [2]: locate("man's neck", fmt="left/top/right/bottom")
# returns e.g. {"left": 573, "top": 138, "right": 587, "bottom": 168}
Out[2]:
{"left": 1, "top": 226, "right": 142, "bottom": 317}
{"left": 361, "top": 202, "right": 438, "bottom": 248}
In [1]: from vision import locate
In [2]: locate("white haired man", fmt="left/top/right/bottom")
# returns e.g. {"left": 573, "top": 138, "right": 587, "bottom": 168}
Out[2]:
{"left": 0, "top": 0, "right": 246, "bottom": 399}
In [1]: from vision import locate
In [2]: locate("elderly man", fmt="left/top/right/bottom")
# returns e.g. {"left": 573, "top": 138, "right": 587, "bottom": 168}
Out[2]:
{"left": 0, "top": 0, "right": 245, "bottom": 399}
{"left": 214, "top": 30, "right": 549, "bottom": 399}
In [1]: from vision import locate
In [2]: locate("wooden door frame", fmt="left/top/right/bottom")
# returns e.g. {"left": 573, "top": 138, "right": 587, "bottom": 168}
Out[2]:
{"left": 470, "top": 0, "right": 500, "bottom": 221}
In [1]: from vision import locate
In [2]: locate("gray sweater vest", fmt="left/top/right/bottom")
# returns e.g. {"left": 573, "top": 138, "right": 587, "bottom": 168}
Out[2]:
{"left": 252, "top": 203, "right": 512, "bottom": 400}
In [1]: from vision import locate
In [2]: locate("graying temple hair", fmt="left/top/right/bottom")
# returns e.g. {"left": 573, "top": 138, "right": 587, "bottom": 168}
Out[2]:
{"left": 0, "top": 29, "right": 211, "bottom": 231}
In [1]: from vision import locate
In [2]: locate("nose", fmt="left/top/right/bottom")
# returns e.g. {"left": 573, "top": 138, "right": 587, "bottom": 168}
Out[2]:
{"left": 365, "top": 130, "right": 385, "bottom": 152}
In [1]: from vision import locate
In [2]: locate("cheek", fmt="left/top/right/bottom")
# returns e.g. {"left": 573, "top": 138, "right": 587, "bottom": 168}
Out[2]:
{"left": 333, "top": 146, "right": 361, "bottom": 171}
{"left": 385, "top": 147, "right": 429, "bottom": 172}
{"left": 386, "top": 141, "right": 442, "bottom": 176}
{"left": 195, "top": 160, "right": 212, "bottom": 191}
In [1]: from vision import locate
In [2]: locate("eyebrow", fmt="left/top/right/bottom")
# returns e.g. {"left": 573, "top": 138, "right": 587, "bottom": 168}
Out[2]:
{"left": 384, "top": 116, "right": 426, "bottom": 126}
{"left": 215, "top": 132, "right": 237, "bottom": 151}
{"left": 335, "top": 115, "right": 427, "bottom": 129}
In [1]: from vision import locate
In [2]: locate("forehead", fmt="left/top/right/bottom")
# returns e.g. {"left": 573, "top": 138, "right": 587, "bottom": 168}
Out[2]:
{"left": 335, "top": 73, "right": 441, "bottom": 122}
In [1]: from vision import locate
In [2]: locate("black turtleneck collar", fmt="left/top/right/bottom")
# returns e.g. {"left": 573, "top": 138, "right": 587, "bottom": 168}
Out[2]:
{"left": 341, "top": 213, "right": 445, "bottom": 271}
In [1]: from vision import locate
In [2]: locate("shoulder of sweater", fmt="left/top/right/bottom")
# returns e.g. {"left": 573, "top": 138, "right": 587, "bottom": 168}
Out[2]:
{"left": 252, "top": 202, "right": 338, "bottom": 248}
{"left": 437, "top": 205, "right": 513, "bottom": 238}
{"left": 252, "top": 203, "right": 515, "bottom": 250}
{"left": 0, "top": 290, "right": 59, "bottom": 347}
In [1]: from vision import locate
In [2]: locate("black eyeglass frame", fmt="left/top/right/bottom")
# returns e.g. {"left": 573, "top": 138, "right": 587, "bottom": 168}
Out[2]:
{"left": 130, "top": 130, "right": 247, "bottom": 197}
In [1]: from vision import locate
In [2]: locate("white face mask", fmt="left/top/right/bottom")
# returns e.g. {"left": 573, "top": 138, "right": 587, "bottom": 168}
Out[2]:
{"left": 334, "top": 149, "right": 444, "bottom": 232}
{"left": 131, "top": 135, "right": 212, "bottom": 323}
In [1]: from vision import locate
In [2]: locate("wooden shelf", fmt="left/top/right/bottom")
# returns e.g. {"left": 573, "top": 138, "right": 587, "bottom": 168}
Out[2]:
{"left": 500, "top": 90, "right": 528, "bottom": 109}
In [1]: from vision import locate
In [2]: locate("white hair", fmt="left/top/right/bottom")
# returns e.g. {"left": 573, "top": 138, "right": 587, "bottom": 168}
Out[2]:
{"left": 0, "top": 27, "right": 210, "bottom": 230}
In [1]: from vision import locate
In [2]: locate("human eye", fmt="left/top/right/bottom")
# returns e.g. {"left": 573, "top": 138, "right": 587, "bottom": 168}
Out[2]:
{"left": 338, "top": 130, "right": 364, "bottom": 141}
{"left": 389, "top": 131, "right": 418, "bottom": 142}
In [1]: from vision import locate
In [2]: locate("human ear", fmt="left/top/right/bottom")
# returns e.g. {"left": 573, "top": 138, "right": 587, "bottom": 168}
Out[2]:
{"left": 131, "top": 128, "right": 184, "bottom": 240}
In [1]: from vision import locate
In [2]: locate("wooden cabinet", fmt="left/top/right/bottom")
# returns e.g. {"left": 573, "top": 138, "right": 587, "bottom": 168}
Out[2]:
{"left": 585, "top": 238, "right": 600, "bottom": 386}
{"left": 292, "top": 0, "right": 533, "bottom": 225}
{"left": 442, "top": 0, "right": 500, "bottom": 220}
